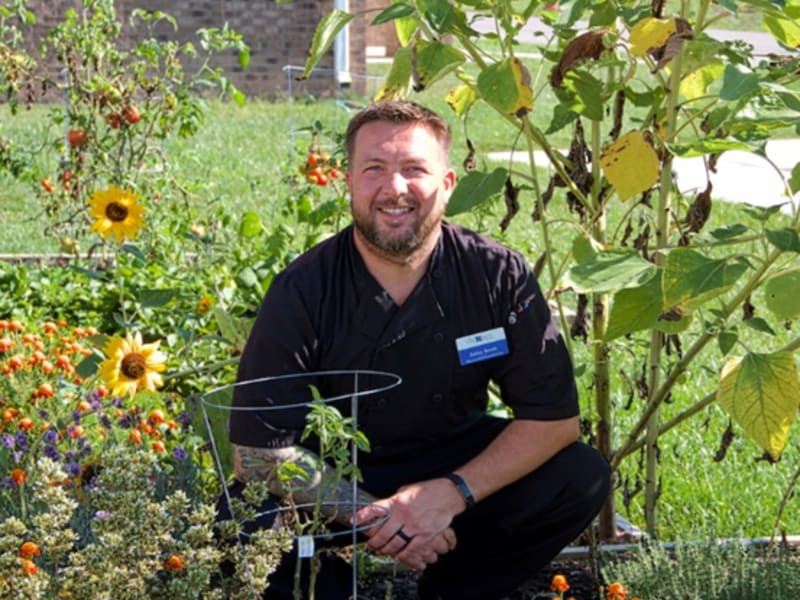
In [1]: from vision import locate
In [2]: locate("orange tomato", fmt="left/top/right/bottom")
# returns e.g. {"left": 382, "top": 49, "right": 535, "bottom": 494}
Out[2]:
{"left": 41, "top": 177, "right": 54, "bottom": 193}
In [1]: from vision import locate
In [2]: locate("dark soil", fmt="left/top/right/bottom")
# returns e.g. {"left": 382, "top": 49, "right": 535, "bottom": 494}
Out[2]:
{"left": 357, "top": 559, "right": 601, "bottom": 600}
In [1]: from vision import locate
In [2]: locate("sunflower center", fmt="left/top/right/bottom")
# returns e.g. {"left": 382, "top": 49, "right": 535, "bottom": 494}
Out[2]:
{"left": 120, "top": 352, "right": 147, "bottom": 379}
{"left": 105, "top": 202, "right": 129, "bottom": 222}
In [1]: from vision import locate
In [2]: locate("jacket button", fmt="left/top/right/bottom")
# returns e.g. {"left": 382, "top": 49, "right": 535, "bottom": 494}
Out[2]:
{"left": 432, "top": 393, "right": 443, "bottom": 404}
{"left": 433, "top": 332, "right": 444, "bottom": 343}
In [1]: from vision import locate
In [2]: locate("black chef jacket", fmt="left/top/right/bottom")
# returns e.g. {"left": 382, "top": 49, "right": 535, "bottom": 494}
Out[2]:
{"left": 229, "top": 222, "right": 578, "bottom": 459}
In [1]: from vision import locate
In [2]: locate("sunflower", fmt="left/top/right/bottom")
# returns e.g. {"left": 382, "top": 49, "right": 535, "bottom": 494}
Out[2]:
{"left": 88, "top": 185, "right": 145, "bottom": 242}
{"left": 98, "top": 331, "right": 166, "bottom": 398}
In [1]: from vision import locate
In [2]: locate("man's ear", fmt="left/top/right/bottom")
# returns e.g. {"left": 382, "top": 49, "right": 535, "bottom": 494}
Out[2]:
{"left": 443, "top": 167, "right": 457, "bottom": 196}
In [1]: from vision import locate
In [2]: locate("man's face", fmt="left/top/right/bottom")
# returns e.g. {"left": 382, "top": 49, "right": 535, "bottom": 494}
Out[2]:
{"left": 346, "top": 121, "right": 456, "bottom": 260}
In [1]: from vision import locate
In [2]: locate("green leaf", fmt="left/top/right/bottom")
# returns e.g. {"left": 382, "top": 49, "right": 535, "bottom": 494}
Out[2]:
{"left": 740, "top": 202, "right": 785, "bottom": 222}
{"left": 375, "top": 46, "right": 413, "bottom": 101}
{"left": 237, "top": 266, "right": 259, "bottom": 289}
{"left": 717, "top": 352, "right": 799, "bottom": 459}
{"left": 76, "top": 352, "right": 103, "bottom": 379}
{"left": 557, "top": 70, "right": 604, "bottom": 121}
{"left": 446, "top": 168, "right": 508, "bottom": 216}
{"left": 211, "top": 306, "right": 249, "bottom": 351}
{"left": 763, "top": 9, "right": 800, "bottom": 48}
{"left": 605, "top": 275, "right": 662, "bottom": 341}
{"left": 662, "top": 248, "right": 748, "bottom": 311}
{"left": 415, "top": 40, "right": 465, "bottom": 89}
{"left": 138, "top": 288, "right": 177, "bottom": 308}
{"left": 789, "top": 162, "right": 800, "bottom": 195}
{"left": 301, "top": 10, "right": 354, "bottom": 80}
{"left": 423, "top": 0, "right": 454, "bottom": 33}
{"left": 765, "top": 227, "right": 800, "bottom": 252}
{"left": 669, "top": 138, "right": 751, "bottom": 157}
{"left": 69, "top": 265, "right": 111, "bottom": 282}
{"left": 477, "top": 57, "right": 533, "bottom": 117}
{"left": 239, "top": 211, "right": 263, "bottom": 238}
{"left": 764, "top": 268, "right": 800, "bottom": 320}
{"left": 718, "top": 329, "right": 738, "bottom": 356}
{"left": 565, "top": 248, "right": 658, "bottom": 294}
{"left": 372, "top": 2, "right": 415, "bottom": 25}
{"left": 719, "top": 64, "right": 760, "bottom": 102}
{"left": 395, "top": 14, "right": 418, "bottom": 47}
{"left": 708, "top": 224, "right": 749, "bottom": 240}
{"left": 743, "top": 317, "right": 776, "bottom": 336}
{"left": 571, "top": 234, "right": 602, "bottom": 264}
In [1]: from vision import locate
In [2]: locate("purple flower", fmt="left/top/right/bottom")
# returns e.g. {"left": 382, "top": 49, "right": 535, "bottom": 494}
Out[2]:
{"left": 1, "top": 433, "right": 14, "bottom": 449}
{"left": 67, "top": 462, "right": 81, "bottom": 477}
{"left": 71, "top": 410, "right": 81, "bottom": 423}
{"left": 94, "top": 510, "right": 110, "bottom": 519}
{"left": 12, "top": 451, "right": 23, "bottom": 463}
{"left": 14, "top": 432, "right": 28, "bottom": 451}
{"left": 43, "top": 430, "right": 58, "bottom": 444}
{"left": 44, "top": 445, "right": 61, "bottom": 461}
{"left": 37, "top": 408, "right": 50, "bottom": 420}
{"left": 172, "top": 447, "right": 187, "bottom": 461}
{"left": 111, "top": 397, "right": 122, "bottom": 408}
{"left": 100, "top": 415, "right": 112, "bottom": 429}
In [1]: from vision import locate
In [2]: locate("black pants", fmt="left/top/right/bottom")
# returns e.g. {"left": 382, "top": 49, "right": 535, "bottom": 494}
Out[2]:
{"left": 217, "top": 416, "right": 611, "bottom": 600}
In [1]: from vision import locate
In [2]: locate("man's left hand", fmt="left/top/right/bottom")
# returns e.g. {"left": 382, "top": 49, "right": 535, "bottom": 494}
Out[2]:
{"left": 353, "top": 477, "right": 465, "bottom": 570}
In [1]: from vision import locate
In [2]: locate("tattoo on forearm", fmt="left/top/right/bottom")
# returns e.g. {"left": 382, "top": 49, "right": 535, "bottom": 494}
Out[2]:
{"left": 233, "top": 443, "right": 375, "bottom": 524}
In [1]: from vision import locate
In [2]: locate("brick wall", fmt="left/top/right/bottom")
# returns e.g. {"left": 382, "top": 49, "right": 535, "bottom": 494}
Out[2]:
{"left": 17, "top": 0, "right": 368, "bottom": 98}
{"left": 365, "top": 0, "right": 400, "bottom": 58}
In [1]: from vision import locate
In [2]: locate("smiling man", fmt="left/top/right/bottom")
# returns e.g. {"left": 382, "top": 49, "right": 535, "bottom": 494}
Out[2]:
{"left": 225, "top": 101, "right": 610, "bottom": 600}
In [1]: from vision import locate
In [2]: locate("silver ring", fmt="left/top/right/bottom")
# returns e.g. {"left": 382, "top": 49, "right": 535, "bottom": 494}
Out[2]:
{"left": 396, "top": 529, "right": 413, "bottom": 544}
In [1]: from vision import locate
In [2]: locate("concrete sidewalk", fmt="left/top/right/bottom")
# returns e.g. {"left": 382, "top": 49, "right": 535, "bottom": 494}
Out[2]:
{"left": 488, "top": 138, "right": 800, "bottom": 212}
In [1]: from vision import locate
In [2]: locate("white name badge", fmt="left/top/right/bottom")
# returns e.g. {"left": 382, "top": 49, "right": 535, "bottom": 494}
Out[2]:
{"left": 455, "top": 327, "right": 509, "bottom": 366}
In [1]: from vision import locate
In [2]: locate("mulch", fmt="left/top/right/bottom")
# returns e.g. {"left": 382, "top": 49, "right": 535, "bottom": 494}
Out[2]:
{"left": 357, "top": 559, "right": 602, "bottom": 599}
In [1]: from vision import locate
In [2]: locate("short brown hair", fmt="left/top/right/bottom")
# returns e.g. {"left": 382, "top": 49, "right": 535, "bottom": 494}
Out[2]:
{"left": 345, "top": 100, "right": 452, "bottom": 163}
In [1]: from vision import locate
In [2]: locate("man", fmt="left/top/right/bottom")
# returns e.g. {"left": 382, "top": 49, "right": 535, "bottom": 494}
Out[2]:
{"left": 226, "top": 100, "right": 610, "bottom": 599}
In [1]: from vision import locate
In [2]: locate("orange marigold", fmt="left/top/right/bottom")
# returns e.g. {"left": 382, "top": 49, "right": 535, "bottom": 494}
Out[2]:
{"left": 19, "top": 541, "right": 41, "bottom": 559}
{"left": 606, "top": 582, "right": 628, "bottom": 600}
{"left": 10, "top": 468, "right": 26, "bottom": 486}
{"left": 550, "top": 574, "right": 570, "bottom": 593}
{"left": 21, "top": 558, "right": 38, "bottom": 576}
{"left": 163, "top": 554, "right": 186, "bottom": 571}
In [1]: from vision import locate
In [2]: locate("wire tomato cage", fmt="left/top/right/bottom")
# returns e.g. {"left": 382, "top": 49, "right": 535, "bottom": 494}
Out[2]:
{"left": 200, "top": 369, "right": 402, "bottom": 598}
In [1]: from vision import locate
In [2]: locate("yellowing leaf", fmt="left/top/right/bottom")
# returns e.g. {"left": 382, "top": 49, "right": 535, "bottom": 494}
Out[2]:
{"left": 680, "top": 63, "right": 725, "bottom": 100}
{"left": 395, "top": 13, "right": 418, "bottom": 47}
{"left": 446, "top": 84, "right": 478, "bottom": 118}
{"left": 599, "top": 131, "right": 660, "bottom": 201}
{"left": 717, "top": 352, "right": 799, "bottom": 459}
{"left": 629, "top": 17, "right": 677, "bottom": 58}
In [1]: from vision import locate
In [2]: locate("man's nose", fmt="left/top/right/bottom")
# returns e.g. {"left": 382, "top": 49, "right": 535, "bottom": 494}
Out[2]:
{"left": 384, "top": 171, "right": 409, "bottom": 194}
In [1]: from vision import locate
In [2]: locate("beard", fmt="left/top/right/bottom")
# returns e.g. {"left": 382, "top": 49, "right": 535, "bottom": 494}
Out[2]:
{"left": 352, "top": 199, "right": 443, "bottom": 258}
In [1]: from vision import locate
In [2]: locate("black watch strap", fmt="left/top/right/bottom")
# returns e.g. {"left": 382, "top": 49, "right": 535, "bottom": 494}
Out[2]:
{"left": 444, "top": 472, "right": 476, "bottom": 508}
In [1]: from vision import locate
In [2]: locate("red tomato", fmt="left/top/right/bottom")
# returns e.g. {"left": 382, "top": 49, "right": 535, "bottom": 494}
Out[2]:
{"left": 68, "top": 129, "right": 87, "bottom": 147}
{"left": 123, "top": 105, "right": 141, "bottom": 125}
